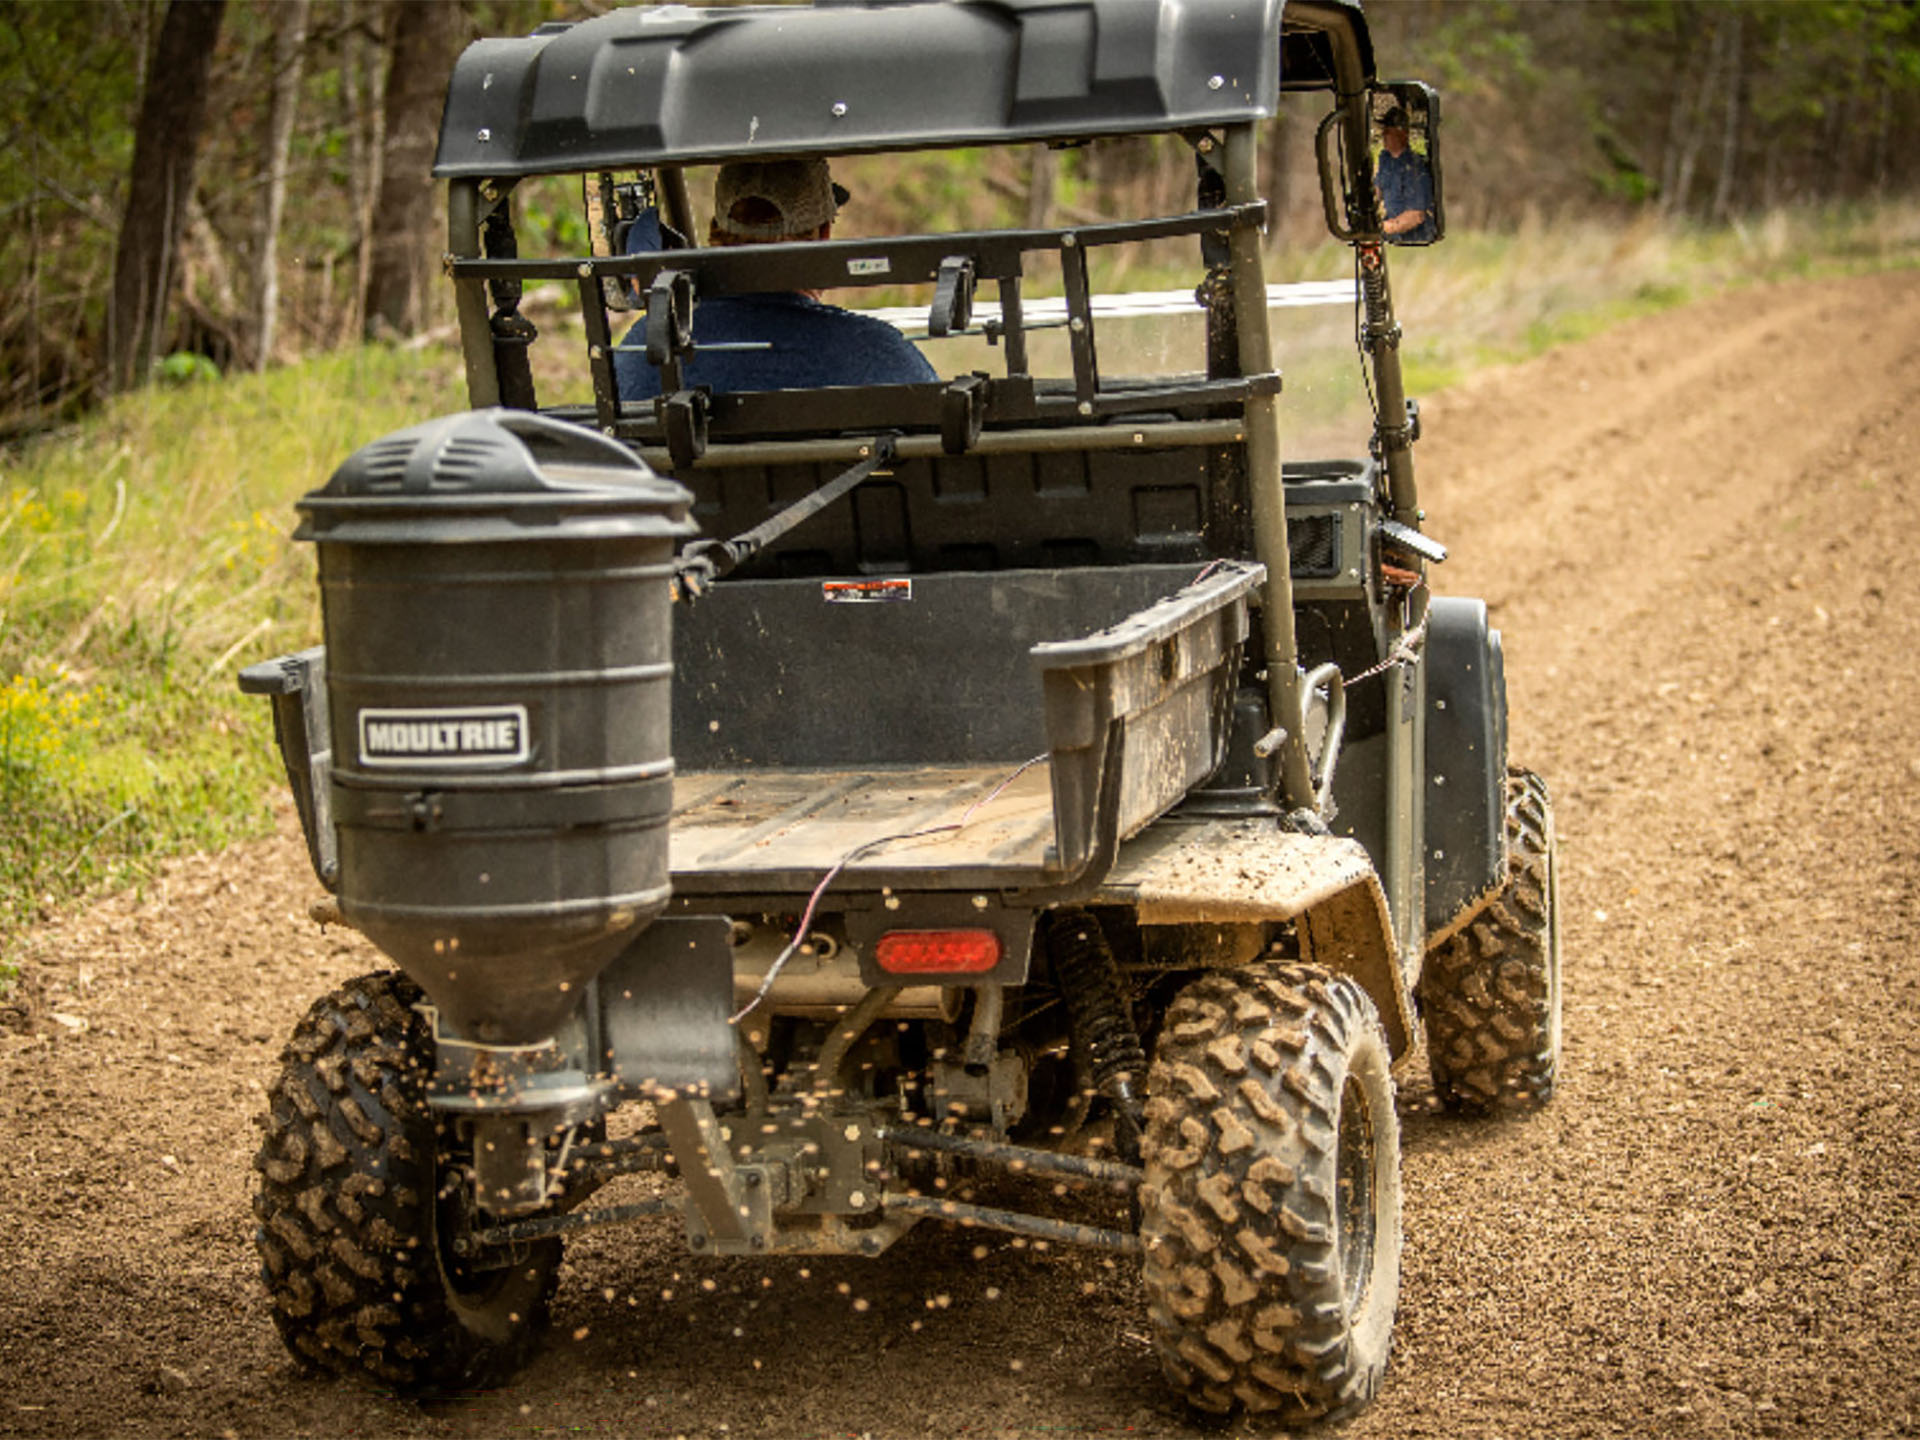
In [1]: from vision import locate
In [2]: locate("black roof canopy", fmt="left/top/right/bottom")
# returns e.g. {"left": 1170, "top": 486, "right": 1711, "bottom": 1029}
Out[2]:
{"left": 434, "top": 0, "right": 1373, "bottom": 179}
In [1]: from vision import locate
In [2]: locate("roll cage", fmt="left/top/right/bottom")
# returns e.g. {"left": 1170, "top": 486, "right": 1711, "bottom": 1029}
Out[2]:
{"left": 432, "top": 0, "right": 1424, "bottom": 833}
{"left": 449, "top": 204, "right": 1278, "bottom": 459}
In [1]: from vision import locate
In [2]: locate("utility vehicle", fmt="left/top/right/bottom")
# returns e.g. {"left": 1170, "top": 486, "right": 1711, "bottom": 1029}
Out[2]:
{"left": 241, "top": 0, "right": 1561, "bottom": 1421}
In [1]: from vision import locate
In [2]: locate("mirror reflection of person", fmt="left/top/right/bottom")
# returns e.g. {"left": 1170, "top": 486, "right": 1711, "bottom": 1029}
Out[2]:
{"left": 613, "top": 158, "right": 935, "bottom": 399}
{"left": 1374, "top": 107, "right": 1435, "bottom": 243}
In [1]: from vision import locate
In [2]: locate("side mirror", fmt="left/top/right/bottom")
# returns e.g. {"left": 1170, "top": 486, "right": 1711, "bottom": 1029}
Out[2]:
{"left": 1372, "top": 82, "right": 1444, "bottom": 246}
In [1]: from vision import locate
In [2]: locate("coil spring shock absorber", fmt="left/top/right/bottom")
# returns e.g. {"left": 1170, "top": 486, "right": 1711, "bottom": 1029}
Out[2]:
{"left": 1043, "top": 907, "right": 1146, "bottom": 1158}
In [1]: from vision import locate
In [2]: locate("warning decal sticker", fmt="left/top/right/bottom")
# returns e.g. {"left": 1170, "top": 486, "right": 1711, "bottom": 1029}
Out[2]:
{"left": 358, "top": 705, "right": 531, "bottom": 768}
{"left": 822, "top": 578, "right": 912, "bottom": 604}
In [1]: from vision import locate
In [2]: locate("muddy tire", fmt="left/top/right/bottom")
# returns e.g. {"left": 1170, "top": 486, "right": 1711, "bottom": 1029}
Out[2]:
{"left": 1138, "top": 964, "right": 1401, "bottom": 1423}
{"left": 1421, "top": 768, "right": 1561, "bottom": 1113}
{"left": 253, "top": 971, "right": 560, "bottom": 1393}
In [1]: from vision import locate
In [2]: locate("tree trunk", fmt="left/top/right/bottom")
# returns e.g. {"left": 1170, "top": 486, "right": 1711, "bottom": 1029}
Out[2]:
{"left": 1870, "top": 74, "right": 1891, "bottom": 197}
{"left": 20, "top": 122, "right": 45, "bottom": 423}
{"left": 1709, "top": 11, "right": 1744, "bottom": 223}
{"left": 1760, "top": 21, "right": 1790, "bottom": 211}
{"left": 1025, "top": 145, "right": 1057, "bottom": 230}
{"left": 107, "top": 0, "right": 227, "bottom": 392}
{"left": 1667, "top": 13, "right": 1727, "bottom": 220}
{"left": 342, "top": 0, "right": 388, "bottom": 344}
{"left": 364, "top": 0, "right": 458, "bottom": 340}
{"left": 1656, "top": 9, "right": 1699, "bottom": 215}
{"left": 252, "top": 0, "right": 310, "bottom": 371}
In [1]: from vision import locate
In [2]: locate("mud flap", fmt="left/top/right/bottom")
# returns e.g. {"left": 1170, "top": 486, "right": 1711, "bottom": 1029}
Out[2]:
{"left": 1422, "top": 597, "right": 1508, "bottom": 946}
{"left": 597, "top": 916, "right": 740, "bottom": 1103}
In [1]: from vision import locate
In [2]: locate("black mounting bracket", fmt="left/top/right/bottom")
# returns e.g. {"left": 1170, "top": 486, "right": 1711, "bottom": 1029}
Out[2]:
{"left": 928, "top": 254, "right": 976, "bottom": 338}
{"left": 660, "top": 387, "right": 710, "bottom": 470}
{"left": 645, "top": 269, "right": 695, "bottom": 369}
{"left": 941, "top": 373, "right": 989, "bottom": 455}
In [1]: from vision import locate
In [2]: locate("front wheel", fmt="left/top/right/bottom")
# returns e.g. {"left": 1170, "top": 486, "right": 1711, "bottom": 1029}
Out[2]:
{"left": 253, "top": 971, "right": 561, "bottom": 1392}
{"left": 1420, "top": 767, "right": 1562, "bottom": 1112}
{"left": 1139, "top": 964, "right": 1401, "bottom": 1423}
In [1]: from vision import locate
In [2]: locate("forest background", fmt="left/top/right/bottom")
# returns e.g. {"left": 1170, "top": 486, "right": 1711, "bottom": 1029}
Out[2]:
{"left": 3, "top": 0, "right": 1920, "bottom": 962}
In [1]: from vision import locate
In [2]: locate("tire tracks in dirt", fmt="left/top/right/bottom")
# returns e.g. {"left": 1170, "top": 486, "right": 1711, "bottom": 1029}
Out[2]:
{"left": 1373, "top": 269, "right": 1920, "bottom": 1440}
{"left": 1425, "top": 277, "right": 1920, "bottom": 672}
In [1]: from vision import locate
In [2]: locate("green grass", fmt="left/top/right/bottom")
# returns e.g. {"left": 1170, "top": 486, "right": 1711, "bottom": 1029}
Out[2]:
{"left": 1391, "top": 201, "right": 1920, "bottom": 394}
{"left": 2, "top": 201, "right": 1916, "bottom": 979}
{"left": 0, "top": 346, "right": 464, "bottom": 966}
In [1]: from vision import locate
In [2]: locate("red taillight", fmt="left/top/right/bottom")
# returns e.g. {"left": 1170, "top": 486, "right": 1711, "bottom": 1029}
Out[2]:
{"left": 873, "top": 929, "right": 1002, "bottom": 975}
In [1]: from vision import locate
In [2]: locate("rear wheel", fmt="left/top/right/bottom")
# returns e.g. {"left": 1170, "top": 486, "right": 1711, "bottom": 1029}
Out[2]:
{"left": 1138, "top": 964, "right": 1401, "bottom": 1423}
{"left": 253, "top": 971, "right": 561, "bottom": 1392}
{"left": 1421, "top": 767, "right": 1561, "bottom": 1112}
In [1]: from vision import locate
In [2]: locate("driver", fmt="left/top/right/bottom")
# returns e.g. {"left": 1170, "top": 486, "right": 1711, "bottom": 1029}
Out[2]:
{"left": 615, "top": 159, "right": 936, "bottom": 398}
{"left": 1374, "top": 108, "right": 1436, "bottom": 243}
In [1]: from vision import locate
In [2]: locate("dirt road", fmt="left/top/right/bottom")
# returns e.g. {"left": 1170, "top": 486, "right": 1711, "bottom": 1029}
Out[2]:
{"left": 4, "top": 270, "right": 1918, "bottom": 1439}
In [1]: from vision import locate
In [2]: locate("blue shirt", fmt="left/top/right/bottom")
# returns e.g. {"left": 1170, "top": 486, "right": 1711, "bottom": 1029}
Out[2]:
{"left": 1375, "top": 147, "right": 1436, "bottom": 243}
{"left": 614, "top": 291, "right": 937, "bottom": 400}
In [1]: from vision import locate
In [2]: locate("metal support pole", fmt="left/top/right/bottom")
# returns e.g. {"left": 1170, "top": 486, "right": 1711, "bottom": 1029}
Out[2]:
{"left": 1296, "top": 0, "right": 1424, "bottom": 533}
{"left": 1284, "top": 3, "right": 1430, "bottom": 963}
{"left": 448, "top": 179, "right": 501, "bottom": 408}
{"left": 458, "top": 1197, "right": 677, "bottom": 1254}
{"left": 961, "top": 985, "right": 1004, "bottom": 1074}
{"left": 882, "top": 1194, "right": 1141, "bottom": 1255}
{"left": 656, "top": 1095, "right": 748, "bottom": 1243}
{"left": 636, "top": 417, "right": 1245, "bottom": 472}
{"left": 810, "top": 986, "right": 901, "bottom": 1096}
{"left": 1222, "top": 124, "right": 1317, "bottom": 812}
{"left": 880, "top": 1125, "right": 1142, "bottom": 1191}
{"left": 1360, "top": 249, "right": 1421, "bottom": 529}
{"left": 658, "top": 166, "right": 696, "bottom": 245}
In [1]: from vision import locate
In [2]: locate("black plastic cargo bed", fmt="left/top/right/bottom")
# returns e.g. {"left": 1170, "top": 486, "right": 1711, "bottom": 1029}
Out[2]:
{"left": 670, "top": 560, "right": 1263, "bottom": 893}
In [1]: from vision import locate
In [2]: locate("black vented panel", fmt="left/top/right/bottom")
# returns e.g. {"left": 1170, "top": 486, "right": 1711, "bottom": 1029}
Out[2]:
{"left": 1287, "top": 512, "right": 1341, "bottom": 578}
{"left": 351, "top": 438, "right": 415, "bottom": 493}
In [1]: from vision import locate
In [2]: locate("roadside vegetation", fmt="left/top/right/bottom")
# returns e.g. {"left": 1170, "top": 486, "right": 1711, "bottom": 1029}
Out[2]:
{"left": 4, "top": 201, "right": 1915, "bottom": 975}
{"left": 0, "top": 348, "right": 463, "bottom": 967}
{"left": 1391, "top": 200, "right": 1920, "bottom": 393}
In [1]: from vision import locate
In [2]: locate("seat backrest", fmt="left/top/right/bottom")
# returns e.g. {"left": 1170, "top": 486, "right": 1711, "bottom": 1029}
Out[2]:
{"left": 668, "top": 441, "right": 1246, "bottom": 579}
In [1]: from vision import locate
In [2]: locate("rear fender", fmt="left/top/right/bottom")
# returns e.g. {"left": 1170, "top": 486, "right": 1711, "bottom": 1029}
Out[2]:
{"left": 1091, "top": 820, "right": 1414, "bottom": 1059}
{"left": 1296, "top": 873, "right": 1413, "bottom": 1060}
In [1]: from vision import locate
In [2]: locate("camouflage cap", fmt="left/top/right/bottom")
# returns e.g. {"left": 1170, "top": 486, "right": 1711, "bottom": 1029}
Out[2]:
{"left": 712, "top": 158, "right": 850, "bottom": 241}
